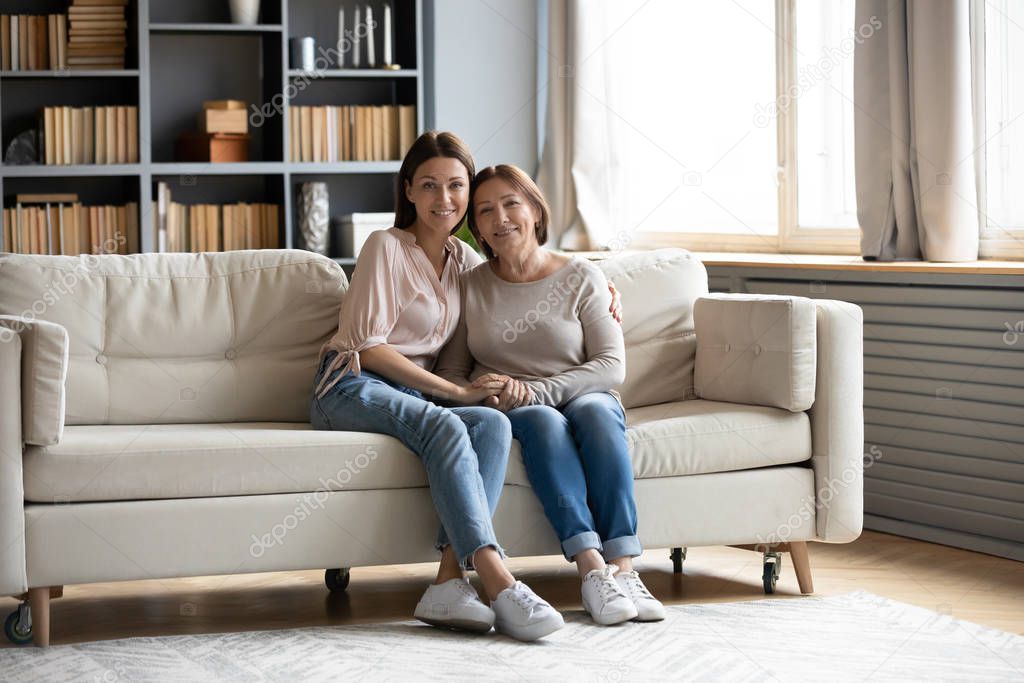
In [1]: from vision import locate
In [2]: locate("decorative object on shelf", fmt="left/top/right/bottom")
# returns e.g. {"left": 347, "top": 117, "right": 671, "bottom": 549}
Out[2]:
{"left": 3, "top": 129, "right": 39, "bottom": 165}
{"left": 176, "top": 101, "right": 250, "bottom": 162}
{"left": 228, "top": 0, "right": 260, "bottom": 26}
{"left": 365, "top": 5, "right": 375, "bottom": 68}
{"left": 334, "top": 212, "right": 394, "bottom": 257}
{"left": 175, "top": 132, "right": 249, "bottom": 163}
{"left": 352, "top": 5, "right": 361, "bottom": 68}
{"left": 382, "top": 2, "right": 398, "bottom": 69}
{"left": 289, "top": 36, "right": 314, "bottom": 71}
{"left": 298, "top": 182, "right": 329, "bottom": 255}
{"left": 199, "top": 100, "right": 248, "bottom": 135}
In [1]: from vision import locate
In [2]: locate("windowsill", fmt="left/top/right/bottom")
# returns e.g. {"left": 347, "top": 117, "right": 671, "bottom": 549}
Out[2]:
{"left": 571, "top": 250, "right": 1024, "bottom": 275}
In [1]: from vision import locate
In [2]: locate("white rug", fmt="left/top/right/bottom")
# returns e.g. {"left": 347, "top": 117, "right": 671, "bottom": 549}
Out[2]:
{"left": 1, "top": 591, "right": 1022, "bottom": 682}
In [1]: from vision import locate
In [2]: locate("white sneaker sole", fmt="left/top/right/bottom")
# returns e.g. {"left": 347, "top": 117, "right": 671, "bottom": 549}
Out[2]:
{"left": 495, "top": 611, "right": 565, "bottom": 641}
{"left": 415, "top": 613, "right": 494, "bottom": 633}
{"left": 633, "top": 605, "right": 666, "bottom": 622}
{"left": 585, "top": 602, "right": 639, "bottom": 626}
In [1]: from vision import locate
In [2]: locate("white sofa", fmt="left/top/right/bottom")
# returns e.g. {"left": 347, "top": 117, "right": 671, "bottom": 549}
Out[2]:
{"left": 0, "top": 247, "right": 864, "bottom": 646}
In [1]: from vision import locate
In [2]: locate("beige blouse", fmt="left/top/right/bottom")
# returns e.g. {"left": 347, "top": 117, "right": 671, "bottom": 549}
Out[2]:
{"left": 315, "top": 227, "right": 483, "bottom": 398}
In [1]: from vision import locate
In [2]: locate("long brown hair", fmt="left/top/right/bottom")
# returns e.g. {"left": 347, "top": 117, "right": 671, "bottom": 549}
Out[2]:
{"left": 468, "top": 165, "right": 551, "bottom": 260}
{"left": 394, "top": 131, "right": 475, "bottom": 232}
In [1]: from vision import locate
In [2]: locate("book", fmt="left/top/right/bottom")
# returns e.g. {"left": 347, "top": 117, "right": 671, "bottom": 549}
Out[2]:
{"left": 127, "top": 106, "right": 137, "bottom": 162}
{"left": 84, "top": 107, "right": 95, "bottom": 164}
{"left": 116, "top": 106, "right": 127, "bottom": 163}
{"left": 95, "top": 106, "right": 106, "bottom": 164}
{"left": 1, "top": 16, "right": 10, "bottom": 70}
{"left": 61, "top": 106, "right": 72, "bottom": 164}
{"left": 301, "top": 106, "right": 313, "bottom": 162}
{"left": 105, "top": 105, "right": 116, "bottom": 163}
{"left": 399, "top": 105, "right": 416, "bottom": 156}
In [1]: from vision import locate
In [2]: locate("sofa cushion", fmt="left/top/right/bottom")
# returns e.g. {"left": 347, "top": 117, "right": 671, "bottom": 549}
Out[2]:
{"left": 0, "top": 251, "right": 346, "bottom": 426}
{"left": 0, "top": 315, "right": 69, "bottom": 446}
{"left": 694, "top": 294, "right": 817, "bottom": 412}
{"left": 505, "top": 398, "right": 811, "bottom": 487}
{"left": 595, "top": 249, "right": 707, "bottom": 408}
{"left": 23, "top": 423, "right": 426, "bottom": 503}
{"left": 25, "top": 400, "right": 811, "bottom": 502}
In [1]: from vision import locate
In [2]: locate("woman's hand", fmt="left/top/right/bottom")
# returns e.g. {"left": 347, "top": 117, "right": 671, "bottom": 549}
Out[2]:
{"left": 607, "top": 281, "right": 623, "bottom": 323}
{"left": 450, "top": 377, "right": 505, "bottom": 406}
{"left": 473, "top": 373, "right": 532, "bottom": 411}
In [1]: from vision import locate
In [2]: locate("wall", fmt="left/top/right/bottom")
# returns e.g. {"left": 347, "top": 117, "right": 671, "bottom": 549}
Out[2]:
{"left": 424, "top": 0, "right": 540, "bottom": 173}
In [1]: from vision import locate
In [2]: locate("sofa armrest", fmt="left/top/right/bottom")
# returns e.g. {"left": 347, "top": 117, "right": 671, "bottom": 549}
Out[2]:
{"left": 0, "top": 331, "right": 28, "bottom": 595}
{"left": 808, "top": 300, "right": 864, "bottom": 543}
{"left": 0, "top": 315, "right": 67, "bottom": 595}
{"left": 0, "top": 315, "right": 69, "bottom": 446}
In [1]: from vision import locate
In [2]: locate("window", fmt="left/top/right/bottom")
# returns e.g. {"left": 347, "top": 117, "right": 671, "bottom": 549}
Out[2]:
{"left": 978, "top": 0, "right": 1024, "bottom": 258}
{"left": 601, "top": 0, "right": 862, "bottom": 253}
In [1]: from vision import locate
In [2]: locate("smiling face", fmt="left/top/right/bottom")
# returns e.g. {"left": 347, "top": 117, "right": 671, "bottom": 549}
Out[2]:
{"left": 404, "top": 156, "right": 470, "bottom": 236}
{"left": 471, "top": 177, "right": 542, "bottom": 261}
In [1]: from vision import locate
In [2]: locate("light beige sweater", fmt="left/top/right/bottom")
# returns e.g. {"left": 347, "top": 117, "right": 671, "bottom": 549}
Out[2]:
{"left": 434, "top": 256, "right": 625, "bottom": 408}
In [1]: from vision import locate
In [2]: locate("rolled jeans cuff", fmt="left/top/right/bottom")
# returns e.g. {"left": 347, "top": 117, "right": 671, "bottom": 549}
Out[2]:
{"left": 561, "top": 531, "right": 603, "bottom": 562}
{"left": 437, "top": 540, "right": 506, "bottom": 571}
{"left": 601, "top": 535, "right": 642, "bottom": 561}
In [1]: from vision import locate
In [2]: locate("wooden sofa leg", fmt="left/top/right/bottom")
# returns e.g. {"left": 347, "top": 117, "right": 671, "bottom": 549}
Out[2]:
{"left": 789, "top": 542, "right": 814, "bottom": 594}
{"left": 28, "top": 587, "right": 51, "bottom": 647}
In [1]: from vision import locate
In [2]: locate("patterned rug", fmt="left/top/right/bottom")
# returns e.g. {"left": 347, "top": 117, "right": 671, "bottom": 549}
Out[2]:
{"left": 1, "top": 591, "right": 1022, "bottom": 682}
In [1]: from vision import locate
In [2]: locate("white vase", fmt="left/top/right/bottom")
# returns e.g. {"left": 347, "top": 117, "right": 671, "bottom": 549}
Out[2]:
{"left": 299, "top": 182, "right": 330, "bottom": 255}
{"left": 229, "top": 0, "right": 260, "bottom": 25}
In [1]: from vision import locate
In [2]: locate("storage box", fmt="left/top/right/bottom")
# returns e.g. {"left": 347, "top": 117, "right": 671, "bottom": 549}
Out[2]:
{"left": 199, "top": 109, "right": 248, "bottom": 135}
{"left": 332, "top": 212, "right": 395, "bottom": 257}
{"left": 175, "top": 132, "right": 250, "bottom": 163}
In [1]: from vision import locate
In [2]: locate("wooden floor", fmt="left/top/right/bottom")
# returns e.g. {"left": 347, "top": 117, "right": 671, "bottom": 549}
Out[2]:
{"left": 2, "top": 530, "right": 1022, "bottom": 648}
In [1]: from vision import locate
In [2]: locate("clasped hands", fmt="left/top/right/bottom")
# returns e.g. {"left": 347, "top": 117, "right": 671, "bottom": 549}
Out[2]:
{"left": 463, "top": 373, "right": 533, "bottom": 412}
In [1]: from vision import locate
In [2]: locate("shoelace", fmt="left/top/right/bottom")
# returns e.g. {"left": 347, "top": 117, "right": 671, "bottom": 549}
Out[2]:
{"left": 508, "top": 582, "right": 544, "bottom": 611}
{"left": 591, "top": 567, "right": 629, "bottom": 601}
{"left": 619, "top": 571, "right": 654, "bottom": 599}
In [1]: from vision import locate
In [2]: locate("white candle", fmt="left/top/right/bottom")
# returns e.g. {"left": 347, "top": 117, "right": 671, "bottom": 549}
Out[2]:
{"left": 383, "top": 3, "right": 392, "bottom": 66}
{"left": 366, "top": 5, "right": 375, "bottom": 68}
{"left": 353, "top": 6, "right": 361, "bottom": 68}
{"left": 337, "top": 8, "right": 344, "bottom": 66}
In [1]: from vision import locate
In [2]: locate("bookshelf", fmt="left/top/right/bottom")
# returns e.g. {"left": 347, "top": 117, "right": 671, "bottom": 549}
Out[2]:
{"left": 0, "top": 0, "right": 423, "bottom": 254}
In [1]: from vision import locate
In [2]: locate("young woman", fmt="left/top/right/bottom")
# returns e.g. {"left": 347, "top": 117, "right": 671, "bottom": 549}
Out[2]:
{"left": 435, "top": 165, "right": 665, "bottom": 626}
{"left": 311, "top": 133, "right": 564, "bottom": 641}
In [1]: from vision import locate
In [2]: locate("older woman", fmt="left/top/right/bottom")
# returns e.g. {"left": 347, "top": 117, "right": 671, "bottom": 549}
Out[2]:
{"left": 436, "top": 165, "right": 665, "bottom": 626}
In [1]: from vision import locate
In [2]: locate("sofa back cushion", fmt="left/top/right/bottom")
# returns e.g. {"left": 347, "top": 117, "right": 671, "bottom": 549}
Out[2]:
{"left": 0, "top": 251, "right": 346, "bottom": 425}
{"left": 596, "top": 249, "right": 708, "bottom": 408}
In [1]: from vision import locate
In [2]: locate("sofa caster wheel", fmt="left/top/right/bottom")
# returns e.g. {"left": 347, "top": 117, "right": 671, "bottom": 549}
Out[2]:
{"left": 4, "top": 604, "right": 33, "bottom": 646}
{"left": 762, "top": 552, "right": 781, "bottom": 594}
{"left": 669, "top": 547, "right": 687, "bottom": 574}
{"left": 325, "top": 568, "right": 350, "bottom": 593}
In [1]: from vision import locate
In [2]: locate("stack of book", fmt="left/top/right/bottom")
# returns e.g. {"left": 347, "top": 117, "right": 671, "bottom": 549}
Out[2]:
{"left": 67, "top": 0, "right": 128, "bottom": 70}
{"left": 2, "top": 194, "right": 139, "bottom": 255}
{"left": 39, "top": 106, "right": 139, "bottom": 165}
{"left": 153, "top": 183, "right": 280, "bottom": 253}
{"left": 0, "top": 14, "right": 68, "bottom": 71}
{"left": 289, "top": 105, "right": 416, "bottom": 162}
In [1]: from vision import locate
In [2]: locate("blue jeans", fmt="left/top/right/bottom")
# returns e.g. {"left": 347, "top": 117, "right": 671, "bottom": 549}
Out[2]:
{"left": 310, "top": 353, "right": 511, "bottom": 569}
{"left": 508, "top": 392, "right": 641, "bottom": 562}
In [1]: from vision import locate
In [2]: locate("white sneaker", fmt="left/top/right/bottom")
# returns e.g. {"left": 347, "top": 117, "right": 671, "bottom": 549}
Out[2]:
{"left": 581, "top": 565, "right": 638, "bottom": 625}
{"left": 491, "top": 581, "right": 565, "bottom": 641}
{"left": 414, "top": 578, "right": 495, "bottom": 633}
{"left": 615, "top": 570, "right": 666, "bottom": 622}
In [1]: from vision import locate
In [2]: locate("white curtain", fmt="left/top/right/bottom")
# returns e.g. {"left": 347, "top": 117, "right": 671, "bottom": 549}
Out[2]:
{"left": 536, "top": 0, "right": 618, "bottom": 250}
{"left": 854, "top": 0, "right": 980, "bottom": 261}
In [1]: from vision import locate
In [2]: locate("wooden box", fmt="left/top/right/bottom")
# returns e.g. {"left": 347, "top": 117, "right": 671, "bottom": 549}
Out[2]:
{"left": 175, "top": 133, "right": 250, "bottom": 163}
{"left": 199, "top": 108, "right": 248, "bottom": 135}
